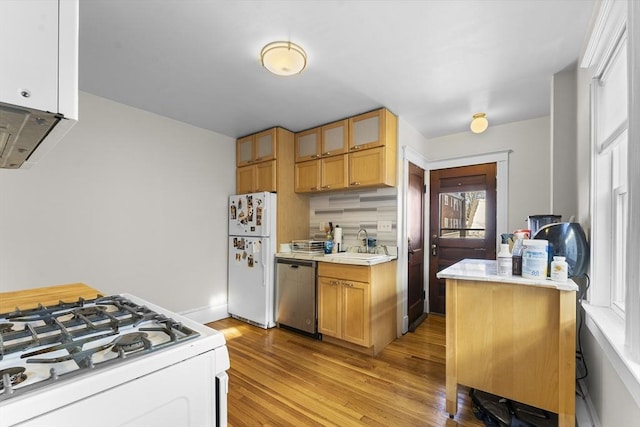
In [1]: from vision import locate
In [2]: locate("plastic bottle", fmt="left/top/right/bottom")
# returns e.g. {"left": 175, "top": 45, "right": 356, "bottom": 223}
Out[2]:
{"left": 511, "top": 237, "right": 524, "bottom": 276}
{"left": 497, "top": 243, "right": 512, "bottom": 276}
{"left": 522, "top": 239, "right": 549, "bottom": 279}
{"left": 550, "top": 256, "right": 568, "bottom": 282}
{"left": 324, "top": 232, "right": 333, "bottom": 254}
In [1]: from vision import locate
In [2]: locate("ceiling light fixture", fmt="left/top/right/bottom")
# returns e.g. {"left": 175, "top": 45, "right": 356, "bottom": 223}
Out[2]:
{"left": 470, "top": 113, "right": 489, "bottom": 134}
{"left": 260, "top": 41, "right": 307, "bottom": 76}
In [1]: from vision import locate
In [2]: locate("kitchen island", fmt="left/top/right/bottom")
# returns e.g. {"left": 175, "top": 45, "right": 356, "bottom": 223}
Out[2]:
{"left": 437, "top": 259, "right": 577, "bottom": 427}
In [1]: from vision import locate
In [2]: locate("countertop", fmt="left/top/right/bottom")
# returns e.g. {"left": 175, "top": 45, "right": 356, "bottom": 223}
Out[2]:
{"left": 436, "top": 259, "right": 579, "bottom": 292}
{"left": 276, "top": 251, "right": 397, "bottom": 266}
{"left": 0, "top": 283, "right": 102, "bottom": 313}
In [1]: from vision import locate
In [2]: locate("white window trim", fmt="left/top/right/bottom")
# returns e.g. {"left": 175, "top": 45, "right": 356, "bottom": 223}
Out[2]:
{"left": 580, "top": 0, "right": 640, "bottom": 406}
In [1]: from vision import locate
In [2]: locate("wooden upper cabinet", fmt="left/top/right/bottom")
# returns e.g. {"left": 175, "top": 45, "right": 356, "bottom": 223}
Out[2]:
{"left": 348, "top": 108, "right": 395, "bottom": 152}
{"left": 295, "top": 154, "right": 348, "bottom": 193}
{"left": 295, "top": 127, "right": 321, "bottom": 162}
{"left": 349, "top": 147, "right": 389, "bottom": 188}
{"left": 321, "top": 120, "right": 348, "bottom": 157}
{"left": 236, "top": 128, "right": 277, "bottom": 167}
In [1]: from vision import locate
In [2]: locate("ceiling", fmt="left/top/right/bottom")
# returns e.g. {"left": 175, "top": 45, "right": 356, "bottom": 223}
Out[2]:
{"left": 78, "top": 0, "right": 596, "bottom": 140}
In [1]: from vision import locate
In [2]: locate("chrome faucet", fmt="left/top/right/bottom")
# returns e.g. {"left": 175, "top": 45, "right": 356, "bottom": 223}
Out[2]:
{"left": 356, "top": 228, "right": 368, "bottom": 253}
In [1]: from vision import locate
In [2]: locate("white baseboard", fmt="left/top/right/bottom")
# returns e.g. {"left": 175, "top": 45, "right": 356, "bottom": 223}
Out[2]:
{"left": 179, "top": 303, "right": 229, "bottom": 324}
{"left": 577, "top": 379, "right": 601, "bottom": 427}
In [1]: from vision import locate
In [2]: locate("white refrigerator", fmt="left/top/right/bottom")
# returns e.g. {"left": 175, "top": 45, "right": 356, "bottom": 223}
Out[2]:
{"left": 228, "top": 192, "right": 277, "bottom": 328}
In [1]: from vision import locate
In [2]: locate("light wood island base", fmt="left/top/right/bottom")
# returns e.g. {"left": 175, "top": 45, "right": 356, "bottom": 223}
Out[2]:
{"left": 438, "top": 259, "right": 577, "bottom": 427}
{"left": 0, "top": 283, "right": 102, "bottom": 313}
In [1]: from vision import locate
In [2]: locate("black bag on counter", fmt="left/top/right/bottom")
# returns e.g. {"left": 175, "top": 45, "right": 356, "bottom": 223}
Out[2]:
{"left": 470, "top": 389, "right": 558, "bottom": 427}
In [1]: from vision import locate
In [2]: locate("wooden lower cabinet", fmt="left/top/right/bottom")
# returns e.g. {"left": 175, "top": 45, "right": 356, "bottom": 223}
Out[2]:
{"left": 318, "top": 276, "right": 370, "bottom": 347}
{"left": 318, "top": 261, "right": 396, "bottom": 355}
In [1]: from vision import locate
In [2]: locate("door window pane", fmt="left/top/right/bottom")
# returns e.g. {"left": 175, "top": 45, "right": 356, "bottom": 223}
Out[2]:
{"left": 439, "top": 191, "right": 486, "bottom": 238}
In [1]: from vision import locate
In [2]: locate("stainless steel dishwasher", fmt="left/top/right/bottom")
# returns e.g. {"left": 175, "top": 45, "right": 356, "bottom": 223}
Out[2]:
{"left": 275, "top": 258, "right": 318, "bottom": 337}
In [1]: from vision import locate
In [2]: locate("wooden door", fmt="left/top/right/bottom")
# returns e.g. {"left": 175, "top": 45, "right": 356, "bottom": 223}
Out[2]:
{"left": 428, "top": 163, "right": 497, "bottom": 314}
{"left": 255, "top": 160, "right": 276, "bottom": 192}
{"left": 318, "top": 277, "right": 341, "bottom": 337}
{"left": 407, "top": 162, "right": 426, "bottom": 330}
{"left": 342, "top": 280, "right": 370, "bottom": 346}
{"left": 349, "top": 147, "right": 384, "bottom": 187}
{"left": 321, "top": 155, "right": 348, "bottom": 191}
{"left": 294, "top": 160, "right": 320, "bottom": 192}
{"left": 236, "top": 165, "right": 255, "bottom": 194}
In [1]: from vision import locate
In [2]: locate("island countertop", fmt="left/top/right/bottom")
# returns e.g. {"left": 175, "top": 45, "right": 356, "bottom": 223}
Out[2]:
{"left": 437, "top": 258, "right": 579, "bottom": 292}
{"left": 0, "top": 283, "right": 102, "bottom": 313}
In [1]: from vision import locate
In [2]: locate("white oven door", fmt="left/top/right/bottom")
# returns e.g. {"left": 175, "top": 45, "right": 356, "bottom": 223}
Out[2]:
{"left": 12, "top": 350, "right": 227, "bottom": 427}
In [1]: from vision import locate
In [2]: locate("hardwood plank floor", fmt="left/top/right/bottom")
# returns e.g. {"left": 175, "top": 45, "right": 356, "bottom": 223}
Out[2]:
{"left": 207, "top": 315, "right": 485, "bottom": 427}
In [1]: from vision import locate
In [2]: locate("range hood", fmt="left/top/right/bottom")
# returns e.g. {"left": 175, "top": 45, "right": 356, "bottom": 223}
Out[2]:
{"left": 0, "top": 102, "right": 68, "bottom": 169}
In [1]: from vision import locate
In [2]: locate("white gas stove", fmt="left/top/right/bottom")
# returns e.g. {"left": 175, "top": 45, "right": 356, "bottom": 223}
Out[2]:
{"left": 0, "top": 293, "right": 229, "bottom": 427}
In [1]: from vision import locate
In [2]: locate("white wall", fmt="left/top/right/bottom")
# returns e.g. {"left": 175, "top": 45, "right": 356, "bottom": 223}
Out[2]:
{"left": 426, "top": 116, "right": 552, "bottom": 233}
{"left": 0, "top": 92, "right": 235, "bottom": 321}
{"left": 551, "top": 64, "right": 579, "bottom": 221}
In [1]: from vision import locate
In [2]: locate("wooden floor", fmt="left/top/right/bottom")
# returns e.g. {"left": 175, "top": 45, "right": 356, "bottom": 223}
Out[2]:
{"left": 207, "top": 315, "right": 485, "bottom": 427}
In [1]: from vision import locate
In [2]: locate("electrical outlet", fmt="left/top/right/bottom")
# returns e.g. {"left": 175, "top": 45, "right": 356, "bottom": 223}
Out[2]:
{"left": 377, "top": 221, "right": 392, "bottom": 232}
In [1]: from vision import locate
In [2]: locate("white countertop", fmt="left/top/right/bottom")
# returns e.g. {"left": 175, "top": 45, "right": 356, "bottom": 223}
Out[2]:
{"left": 436, "top": 259, "right": 579, "bottom": 292}
{"left": 275, "top": 251, "right": 397, "bottom": 266}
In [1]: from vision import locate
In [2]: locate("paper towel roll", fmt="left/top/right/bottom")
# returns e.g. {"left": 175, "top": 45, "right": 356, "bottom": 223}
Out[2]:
{"left": 333, "top": 226, "right": 342, "bottom": 246}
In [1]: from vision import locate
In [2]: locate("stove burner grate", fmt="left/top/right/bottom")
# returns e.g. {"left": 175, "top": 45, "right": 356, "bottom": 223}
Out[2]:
{"left": 0, "top": 367, "right": 27, "bottom": 391}
{"left": 0, "top": 323, "right": 14, "bottom": 333}
{"left": 112, "top": 332, "right": 149, "bottom": 353}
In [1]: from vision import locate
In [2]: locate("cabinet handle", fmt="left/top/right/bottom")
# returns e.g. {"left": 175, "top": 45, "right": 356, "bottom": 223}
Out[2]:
{"left": 312, "top": 154, "right": 321, "bottom": 158}
{"left": 321, "top": 185, "right": 331, "bottom": 189}
{"left": 330, "top": 280, "right": 340, "bottom": 286}
{"left": 350, "top": 182, "right": 361, "bottom": 186}
{"left": 343, "top": 281, "right": 354, "bottom": 287}
{"left": 322, "top": 151, "right": 331, "bottom": 156}
{"left": 350, "top": 145, "right": 361, "bottom": 151}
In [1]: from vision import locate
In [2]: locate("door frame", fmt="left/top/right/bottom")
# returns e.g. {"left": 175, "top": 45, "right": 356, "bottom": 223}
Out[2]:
{"left": 399, "top": 147, "right": 510, "bottom": 334}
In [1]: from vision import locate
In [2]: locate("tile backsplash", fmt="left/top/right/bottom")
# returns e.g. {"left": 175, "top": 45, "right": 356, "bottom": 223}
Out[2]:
{"left": 308, "top": 187, "right": 398, "bottom": 250}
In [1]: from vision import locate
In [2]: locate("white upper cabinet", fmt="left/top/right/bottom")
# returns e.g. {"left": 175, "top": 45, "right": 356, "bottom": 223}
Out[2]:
{"left": 0, "top": 0, "right": 78, "bottom": 118}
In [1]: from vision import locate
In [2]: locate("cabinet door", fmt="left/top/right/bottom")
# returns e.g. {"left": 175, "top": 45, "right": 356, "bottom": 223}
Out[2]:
{"left": 295, "top": 128, "right": 321, "bottom": 162}
{"left": 1, "top": 0, "right": 59, "bottom": 112}
{"left": 349, "top": 147, "right": 386, "bottom": 187}
{"left": 318, "top": 277, "right": 341, "bottom": 338}
{"left": 254, "top": 129, "right": 276, "bottom": 162}
{"left": 341, "top": 280, "right": 370, "bottom": 347}
{"left": 295, "top": 160, "right": 320, "bottom": 193}
{"left": 349, "top": 109, "right": 384, "bottom": 151}
{"left": 321, "top": 120, "right": 348, "bottom": 157}
{"left": 236, "top": 165, "right": 255, "bottom": 194}
{"left": 236, "top": 136, "right": 254, "bottom": 167}
{"left": 255, "top": 160, "right": 276, "bottom": 192}
{"left": 320, "top": 155, "right": 348, "bottom": 191}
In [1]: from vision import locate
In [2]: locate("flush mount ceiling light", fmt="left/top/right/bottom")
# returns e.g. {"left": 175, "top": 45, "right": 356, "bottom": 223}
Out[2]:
{"left": 260, "top": 41, "right": 307, "bottom": 76}
{"left": 470, "top": 113, "right": 489, "bottom": 134}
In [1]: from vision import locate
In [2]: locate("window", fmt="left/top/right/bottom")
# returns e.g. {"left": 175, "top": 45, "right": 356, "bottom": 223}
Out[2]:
{"left": 584, "top": 0, "right": 640, "bottom": 363}
{"left": 591, "top": 32, "right": 628, "bottom": 315}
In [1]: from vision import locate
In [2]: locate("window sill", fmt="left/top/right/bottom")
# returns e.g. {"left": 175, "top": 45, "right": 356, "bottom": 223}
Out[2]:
{"left": 581, "top": 302, "right": 640, "bottom": 408}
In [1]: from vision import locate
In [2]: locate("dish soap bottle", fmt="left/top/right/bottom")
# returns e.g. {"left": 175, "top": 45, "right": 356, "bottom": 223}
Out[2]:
{"left": 497, "top": 240, "right": 512, "bottom": 276}
{"left": 324, "top": 231, "right": 333, "bottom": 254}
